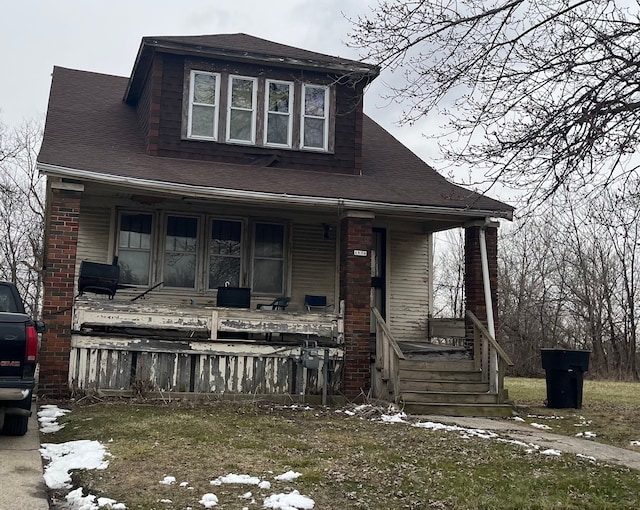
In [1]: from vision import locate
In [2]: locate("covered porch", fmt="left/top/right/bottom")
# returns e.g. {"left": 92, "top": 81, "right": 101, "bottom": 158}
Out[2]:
{"left": 68, "top": 296, "right": 343, "bottom": 400}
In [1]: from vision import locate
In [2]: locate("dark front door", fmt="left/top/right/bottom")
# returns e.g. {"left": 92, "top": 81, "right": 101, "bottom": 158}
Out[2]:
{"left": 371, "top": 228, "right": 386, "bottom": 322}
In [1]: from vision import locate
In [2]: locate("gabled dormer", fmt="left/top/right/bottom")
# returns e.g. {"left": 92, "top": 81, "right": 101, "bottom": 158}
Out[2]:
{"left": 123, "top": 34, "right": 379, "bottom": 175}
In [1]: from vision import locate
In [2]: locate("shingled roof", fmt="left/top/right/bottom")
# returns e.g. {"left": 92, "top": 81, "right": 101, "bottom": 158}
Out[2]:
{"left": 124, "top": 33, "right": 379, "bottom": 104}
{"left": 38, "top": 65, "right": 513, "bottom": 219}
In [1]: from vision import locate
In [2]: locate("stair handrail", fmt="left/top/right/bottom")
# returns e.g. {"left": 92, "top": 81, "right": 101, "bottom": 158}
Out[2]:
{"left": 371, "top": 306, "right": 404, "bottom": 403}
{"left": 465, "top": 310, "right": 513, "bottom": 366}
{"left": 466, "top": 310, "right": 513, "bottom": 396}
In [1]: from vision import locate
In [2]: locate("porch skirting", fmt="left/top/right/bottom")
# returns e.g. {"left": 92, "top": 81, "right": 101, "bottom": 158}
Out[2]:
{"left": 68, "top": 335, "right": 343, "bottom": 397}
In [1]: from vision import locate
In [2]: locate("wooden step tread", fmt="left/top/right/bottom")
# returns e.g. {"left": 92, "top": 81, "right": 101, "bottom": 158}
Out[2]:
{"left": 402, "top": 390, "right": 499, "bottom": 405}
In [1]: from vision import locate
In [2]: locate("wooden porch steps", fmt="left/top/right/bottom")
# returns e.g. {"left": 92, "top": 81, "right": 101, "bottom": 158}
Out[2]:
{"left": 398, "top": 358, "right": 513, "bottom": 418}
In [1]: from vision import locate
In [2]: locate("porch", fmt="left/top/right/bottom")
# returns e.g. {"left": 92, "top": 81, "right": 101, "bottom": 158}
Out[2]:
{"left": 69, "top": 296, "right": 344, "bottom": 401}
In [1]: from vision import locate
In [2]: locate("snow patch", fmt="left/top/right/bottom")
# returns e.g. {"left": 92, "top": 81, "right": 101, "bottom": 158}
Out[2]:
{"left": 210, "top": 473, "right": 261, "bottom": 486}
{"left": 263, "top": 490, "right": 314, "bottom": 509}
{"left": 199, "top": 493, "right": 219, "bottom": 508}
{"left": 530, "top": 423, "right": 552, "bottom": 430}
{"left": 37, "top": 404, "right": 70, "bottom": 434}
{"left": 275, "top": 470, "right": 302, "bottom": 481}
{"left": 40, "top": 440, "right": 110, "bottom": 490}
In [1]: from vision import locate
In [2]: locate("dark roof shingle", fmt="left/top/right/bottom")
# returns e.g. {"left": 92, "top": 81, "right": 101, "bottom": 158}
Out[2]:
{"left": 38, "top": 66, "right": 512, "bottom": 217}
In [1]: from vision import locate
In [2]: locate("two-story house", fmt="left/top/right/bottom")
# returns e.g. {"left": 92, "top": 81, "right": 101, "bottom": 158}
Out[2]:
{"left": 37, "top": 34, "right": 514, "bottom": 415}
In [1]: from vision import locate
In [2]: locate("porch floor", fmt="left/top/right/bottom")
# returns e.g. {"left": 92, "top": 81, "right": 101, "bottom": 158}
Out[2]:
{"left": 397, "top": 340, "right": 472, "bottom": 360}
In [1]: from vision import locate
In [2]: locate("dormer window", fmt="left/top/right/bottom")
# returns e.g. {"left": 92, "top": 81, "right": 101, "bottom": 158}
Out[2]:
{"left": 187, "top": 71, "right": 220, "bottom": 140}
{"left": 184, "top": 68, "right": 333, "bottom": 153}
{"left": 301, "top": 85, "right": 329, "bottom": 151}
{"left": 227, "top": 76, "right": 257, "bottom": 144}
{"left": 264, "top": 80, "right": 293, "bottom": 147}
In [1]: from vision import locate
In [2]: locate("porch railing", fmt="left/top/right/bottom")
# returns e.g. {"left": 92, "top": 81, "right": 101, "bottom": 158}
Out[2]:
{"left": 72, "top": 297, "right": 340, "bottom": 341}
{"left": 466, "top": 310, "right": 514, "bottom": 396}
{"left": 371, "top": 306, "right": 405, "bottom": 403}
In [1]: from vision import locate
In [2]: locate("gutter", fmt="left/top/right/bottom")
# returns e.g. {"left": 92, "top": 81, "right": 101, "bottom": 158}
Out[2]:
{"left": 38, "top": 162, "right": 513, "bottom": 221}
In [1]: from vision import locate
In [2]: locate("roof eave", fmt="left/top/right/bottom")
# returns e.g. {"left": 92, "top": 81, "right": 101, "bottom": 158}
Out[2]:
{"left": 38, "top": 162, "right": 513, "bottom": 222}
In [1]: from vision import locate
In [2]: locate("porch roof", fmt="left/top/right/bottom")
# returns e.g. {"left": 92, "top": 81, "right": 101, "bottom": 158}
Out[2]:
{"left": 38, "top": 66, "right": 514, "bottom": 220}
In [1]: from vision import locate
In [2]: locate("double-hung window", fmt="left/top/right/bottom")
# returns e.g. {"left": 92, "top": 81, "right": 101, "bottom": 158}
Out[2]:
{"left": 209, "top": 219, "right": 242, "bottom": 289}
{"left": 252, "top": 223, "right": 285, "bottom": 294}
{"left": 264, "top": 80, "right": 293, "bottom": 147}
{"left": 188, "top": 71, "right": 220, "bottom": 140}
{"left": 117, "top": 213, "right": 153, "bottom": 285}
{"left": 301, "top": 84, "right": 329, "bottom": 151}
{"left": 164, "top": 216, "right": 198, "bottom": 288}
{"left": 227, "top": 76, "right": 257, "bottom": 144}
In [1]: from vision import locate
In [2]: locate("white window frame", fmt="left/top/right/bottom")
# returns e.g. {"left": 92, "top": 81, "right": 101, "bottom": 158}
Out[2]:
{"left": 162, "top": 214, "right": 200, "bottom": 290}
{"left": 207, "top": 218, "right": 244, "bottom": 290}
{"left": 187, "top": 70, "right": 221, "bottom": 141}
{"left": 264, "top": 79, "right": 294, "bottom": 148}
{"left": 116, "top": 211, "right": 155, "bottom": 287}
{"left": 251, "top": 222, "right": 286, "bottom": 295}
{"left": 226, "top": 75, "right": 258, "bottom": 145}
{"left": 300, "top": 84, "right": 329, "bottom": 151}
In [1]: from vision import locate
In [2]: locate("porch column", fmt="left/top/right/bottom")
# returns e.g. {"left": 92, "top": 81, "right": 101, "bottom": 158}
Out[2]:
{"left": 340, "top": 211, "right": 373, "bottom": 400}
{"left": 464, "top": 222, "right": 499, "bottom": 345}
{"left": 40, "top": 182, "right": 83, "bottom": 397}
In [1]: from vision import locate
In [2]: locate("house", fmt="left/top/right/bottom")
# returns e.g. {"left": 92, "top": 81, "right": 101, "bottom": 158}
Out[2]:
{"left": 37, "top": 34, "right": 514, "bottom": 415}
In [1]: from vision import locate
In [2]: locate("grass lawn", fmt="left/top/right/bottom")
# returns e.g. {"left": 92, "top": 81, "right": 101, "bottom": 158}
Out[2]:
{"left": 506, "top": 377, "right": 640, "bottom": 451}
{"left": 42, "top": 387, "right": 640, "bottom": 510}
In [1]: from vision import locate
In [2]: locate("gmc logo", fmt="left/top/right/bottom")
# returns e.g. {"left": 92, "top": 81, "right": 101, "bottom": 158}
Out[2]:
{"left": 0, "top": 361, "right": 21, "bottom": 367}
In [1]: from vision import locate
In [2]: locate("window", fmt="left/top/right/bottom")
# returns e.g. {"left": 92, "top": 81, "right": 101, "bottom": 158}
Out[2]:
{"left": 301, "top": 84, "right": 329, "bottom": 150}
{"left": 209, "top": 219, "right": 242, "bottom": 289}
{"left": 264, "top": 80, "right": 293, "bottom": 147}
{"left": 118, "top": 213, "right": 152, "bottom": 285}
{"left": 253, "top": 223, "right": 285, "bottom": 294}
{"left": 164, "top": 216, "right": 198, "bottom": 288}
{"left": 117, "top": 212, "right": 289, "bottom": 295}
{"left": 188, "top": 71, "right": 220, "bottom": 140}
{"left": 227, "top": 76, "right": 257, "bottom": 144}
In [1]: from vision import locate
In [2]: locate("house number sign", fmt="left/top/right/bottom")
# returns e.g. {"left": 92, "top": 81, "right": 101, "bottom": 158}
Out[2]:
{"left": 353, "top": 250, "right": 368, "bottom": 257}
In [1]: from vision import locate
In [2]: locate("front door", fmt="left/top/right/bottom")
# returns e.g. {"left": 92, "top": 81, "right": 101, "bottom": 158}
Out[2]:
{"left": 371, "top": 228, "right": 386, "bottom": 325}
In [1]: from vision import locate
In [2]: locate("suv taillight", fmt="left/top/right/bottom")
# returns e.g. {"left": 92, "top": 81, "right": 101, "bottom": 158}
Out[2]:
{"left": 25, "top": 324, "right": 38, "bottom": 363}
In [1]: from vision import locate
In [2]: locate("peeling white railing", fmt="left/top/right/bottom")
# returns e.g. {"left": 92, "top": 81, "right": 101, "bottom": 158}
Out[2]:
{"left": 371, "top": 306, "right": 404, "bottom": 403}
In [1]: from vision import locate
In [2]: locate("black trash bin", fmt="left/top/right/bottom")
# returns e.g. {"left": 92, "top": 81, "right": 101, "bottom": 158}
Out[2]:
{"left": 541, "top": 349, "right": 590, "bottom": 409}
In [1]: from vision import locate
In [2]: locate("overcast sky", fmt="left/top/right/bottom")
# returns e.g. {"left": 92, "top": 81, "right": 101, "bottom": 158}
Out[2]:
{"left": 1, "top": 0, "right": 489, "bottom": 198}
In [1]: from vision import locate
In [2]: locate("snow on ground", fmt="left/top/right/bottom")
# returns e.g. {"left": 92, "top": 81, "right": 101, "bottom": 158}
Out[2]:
{"left": 38, "top": 404, "right": 71, "bottom": 433}
{"left": 631, "top": 440, "right": 640, "bottom": 446}
{"left": 530, "top": 423, "right": 552, "bottom": 430}
{"left": 576, "top": 431, "right": 597, "bottom": 439}
{"left": 37, "top": 405, "right": 128, "bottom": 510}
{"left": 39, "top": 440, "right": 111, "bottom": 489}
{"left": 264, "top": 490, "right": 315, "bottom": 510}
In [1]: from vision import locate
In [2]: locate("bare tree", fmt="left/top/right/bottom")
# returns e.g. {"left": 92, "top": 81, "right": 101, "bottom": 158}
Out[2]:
{"left": 432, "top": 229, "right": 465, "bottom": 317}
{"left": 349, "top": 1, "right": 640, "bottom": 205}
{"left": 0, "top": 119, "right": 45, "bottom": 316}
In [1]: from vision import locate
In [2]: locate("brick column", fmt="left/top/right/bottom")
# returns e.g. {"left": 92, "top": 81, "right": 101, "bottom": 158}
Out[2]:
{"left": 40, "top": 182, "right": 83, "bottom": 397}
{"left": 340, "top": 212, "right": 373, "bottom": 400}
{"left": 464, "top": 223, "right": 499, "bottom": 346}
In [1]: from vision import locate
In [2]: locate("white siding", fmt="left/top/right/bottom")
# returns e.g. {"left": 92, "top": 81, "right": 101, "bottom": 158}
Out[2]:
{"left": 388, "top": 230, "right": 431, "bottom": 341}
{"left": 290, "top": 223, "right": 337, "bottom": 312}
{"left": 77, "top": 203, "right": 112, "bottom": 264}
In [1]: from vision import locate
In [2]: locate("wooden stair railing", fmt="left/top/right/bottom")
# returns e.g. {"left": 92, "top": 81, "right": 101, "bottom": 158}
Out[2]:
{"left": 466, "top": 310, "right": 514, "bottom": 398}
{"left": 371, "top": 306, "right": 404, "bottom": 403}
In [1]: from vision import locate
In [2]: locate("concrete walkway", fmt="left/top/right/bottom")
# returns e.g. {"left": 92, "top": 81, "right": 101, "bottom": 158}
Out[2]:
{"left": 0, "top": 405, "right": 49, "bottom": 509}
{"left": 421, "top": 415, "right": 640, "bottom": 471}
